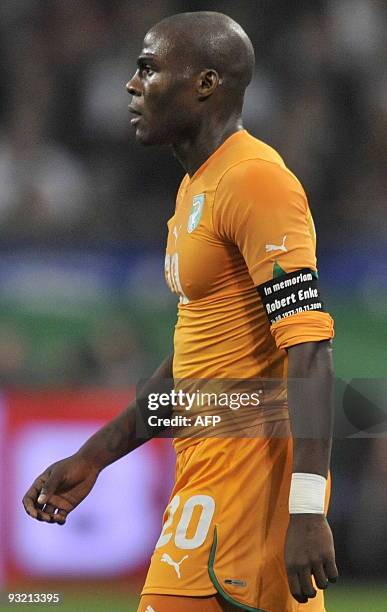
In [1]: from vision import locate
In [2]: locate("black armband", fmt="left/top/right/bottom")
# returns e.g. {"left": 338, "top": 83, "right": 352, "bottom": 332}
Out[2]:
{"left": 256, "top": 268, "right": 324, "bottom": 325}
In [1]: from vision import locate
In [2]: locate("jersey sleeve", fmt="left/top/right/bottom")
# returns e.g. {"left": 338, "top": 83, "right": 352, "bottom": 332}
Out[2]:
{"left": 214, "top": 159, "right": 334, "bottom": 350}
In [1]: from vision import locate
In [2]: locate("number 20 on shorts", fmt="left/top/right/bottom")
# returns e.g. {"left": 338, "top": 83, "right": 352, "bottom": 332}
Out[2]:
{"left": 156, "top": 494, "right": 215, "bottom": 550}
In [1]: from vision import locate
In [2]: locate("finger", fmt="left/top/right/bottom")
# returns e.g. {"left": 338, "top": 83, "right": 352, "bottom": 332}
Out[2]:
{"left": 324, "top": 558, "right": 339, "bottom": 583}
{"left": 40, "top": 502, "right": 68, "bottom": 524}
{"left": 53, "top": 508, "right": 67, "bottom": 525}
{"left": 37, "top": 472, "right": 62, "bottom": 505}
{"left": 22, "top": 495, "right": 39, "bottom": 519}
{"left": 23, "top": 486, "right": 49, "bottom": 518}
{"left": 35, "top": 508, "right": 58, "bottom": 523}
{"left": 311, "top": 562, "right": 329, "bottom": 590}
{"left": 298, "top": 567, "right": 317, "bottom": 600}
{"left": 288, "top": 573, "right": 308, "bottom": 604}
{"left": 23, "top": 476, "right": 46, "bottom": 511}
{"left": 44, "top": 494, "right": 75, "bottom": 514}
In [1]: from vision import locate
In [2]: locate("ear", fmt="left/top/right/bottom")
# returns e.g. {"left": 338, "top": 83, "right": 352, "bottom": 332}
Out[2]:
{"left": 197, "top": 69, "right": 222, "bottom": 100}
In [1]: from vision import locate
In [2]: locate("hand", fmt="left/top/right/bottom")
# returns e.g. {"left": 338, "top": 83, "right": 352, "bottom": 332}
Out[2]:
{"left": 285, "top": 514, "right": 338, "bottom": 604}
{"left": 22, "top": 454, "right": 100, "bottom": 525}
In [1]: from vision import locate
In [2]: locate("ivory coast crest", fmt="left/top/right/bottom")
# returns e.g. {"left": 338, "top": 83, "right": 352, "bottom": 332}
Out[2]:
{"left": 187, "top": 194, "right": 205, "bottom": 233}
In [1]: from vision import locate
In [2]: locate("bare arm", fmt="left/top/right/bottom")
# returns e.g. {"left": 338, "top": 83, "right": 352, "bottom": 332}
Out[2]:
{"left": 78, "top": 353, "right": 174, "bottom": 471}
{"left": 23, "top": 354, "right": 174, "bottom": 523}
{"left": 285, "top": 340, "right": 338, "bottom": 603}
{"left": 287, "top": 340, "right": 333, "bottom": 476}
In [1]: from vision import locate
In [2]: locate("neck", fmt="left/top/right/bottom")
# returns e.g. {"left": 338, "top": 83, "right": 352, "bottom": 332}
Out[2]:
{"left": 171, "top": 114, "right": 244, "bottom": 177}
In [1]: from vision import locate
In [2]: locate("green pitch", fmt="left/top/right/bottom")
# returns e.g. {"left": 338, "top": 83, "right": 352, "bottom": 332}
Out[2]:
{"left": 1, "top": 583, "right": 386, "bottom": 611}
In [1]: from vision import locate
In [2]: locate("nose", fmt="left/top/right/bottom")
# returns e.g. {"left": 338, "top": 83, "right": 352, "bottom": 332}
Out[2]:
{"left": 126, "top": 72, "right": 140, "bottom": 96}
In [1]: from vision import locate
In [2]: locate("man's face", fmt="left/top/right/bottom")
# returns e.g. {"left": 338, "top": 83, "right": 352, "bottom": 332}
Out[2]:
{"left": 126, "top": 29, "right": 198, "bottom": 146}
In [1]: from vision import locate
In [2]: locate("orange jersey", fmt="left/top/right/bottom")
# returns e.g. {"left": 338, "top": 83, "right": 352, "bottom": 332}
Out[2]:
{"left": 164, "top": 130, "right": 333, "bottom": 449}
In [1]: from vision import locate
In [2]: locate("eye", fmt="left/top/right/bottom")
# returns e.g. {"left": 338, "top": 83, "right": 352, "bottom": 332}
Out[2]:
{"left": 141, "top": 65, "right": 154, "bottom": 76}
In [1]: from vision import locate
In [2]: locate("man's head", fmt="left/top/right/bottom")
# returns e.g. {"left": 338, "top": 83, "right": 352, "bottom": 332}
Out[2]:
{"left": 126, "top": 11, "right": 255, "bottom": 146}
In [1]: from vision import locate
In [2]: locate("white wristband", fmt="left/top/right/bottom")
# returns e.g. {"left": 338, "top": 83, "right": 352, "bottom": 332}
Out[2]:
{"left": 289, "top": 472, "right": 327, "bottom": 514}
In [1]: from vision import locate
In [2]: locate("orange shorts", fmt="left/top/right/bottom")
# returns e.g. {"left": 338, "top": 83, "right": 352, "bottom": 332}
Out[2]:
{"left": 138, "top": 593, "right": 240, "bottom": 611}
{"left": 142, "top": 420, "right": 329, "bottom": 612}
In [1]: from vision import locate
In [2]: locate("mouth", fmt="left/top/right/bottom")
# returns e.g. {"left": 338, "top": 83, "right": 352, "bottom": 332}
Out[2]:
{"left": 128, "top": 105, "right": 142, "bottom": 126}
{"left": 128, "top": 105, "right": 142, "bottom": 115}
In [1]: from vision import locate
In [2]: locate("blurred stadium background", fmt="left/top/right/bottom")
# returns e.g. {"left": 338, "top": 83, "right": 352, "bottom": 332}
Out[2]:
{"left": 0, "top": 0, "right": 386, "bottom": 610}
